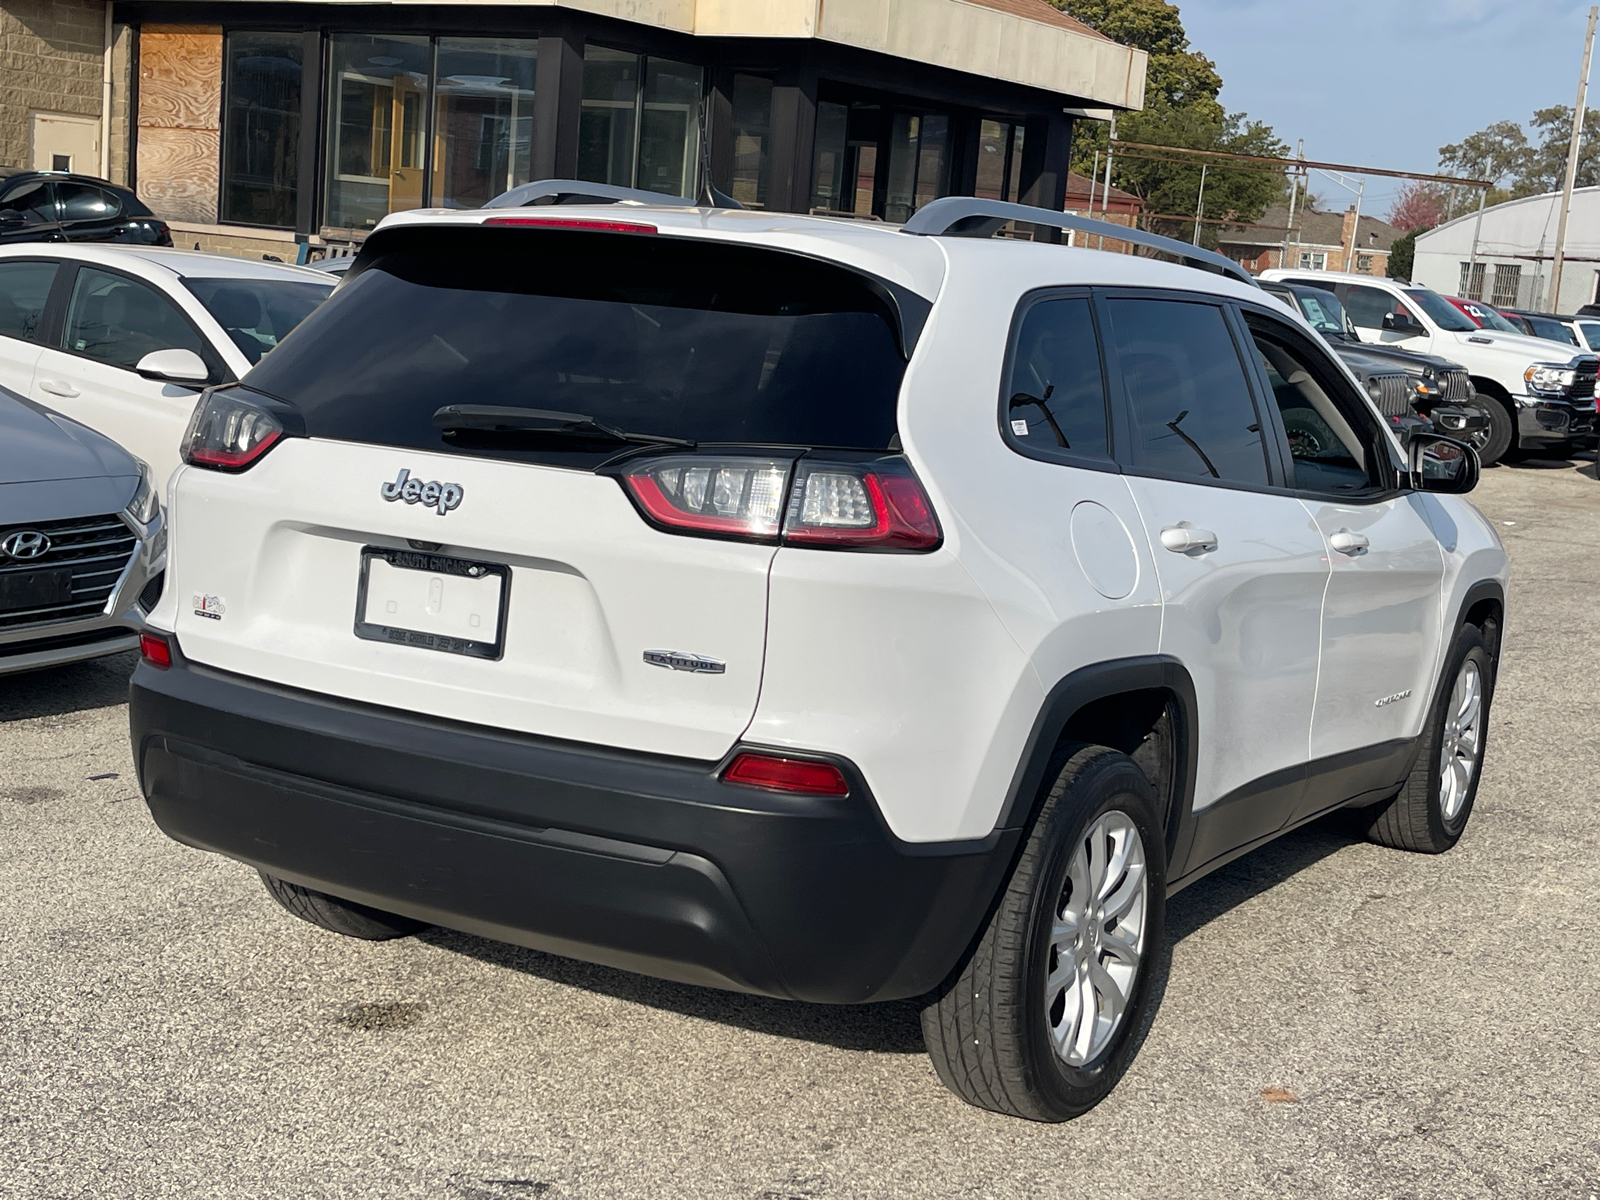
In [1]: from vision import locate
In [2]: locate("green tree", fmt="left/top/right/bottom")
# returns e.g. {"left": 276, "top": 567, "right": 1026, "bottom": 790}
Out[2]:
{"left": 1438, "top": 107, "right": 1600, "bottom": 199}
{"left": 1387, "top": 230, "right": 1416, "bottom": 281}
{"left": 1057, "top": 0, "right": 1286, "bottom": 246}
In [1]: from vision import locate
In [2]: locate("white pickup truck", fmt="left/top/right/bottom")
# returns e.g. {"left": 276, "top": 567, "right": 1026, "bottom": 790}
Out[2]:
{"left": 1261, "top": 269, "right": 1598, "bottom": 462}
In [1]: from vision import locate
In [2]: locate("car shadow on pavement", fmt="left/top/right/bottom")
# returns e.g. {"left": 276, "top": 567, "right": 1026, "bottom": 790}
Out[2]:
{"left": 417, "top": 927, "right": 930, "bottom": 1054}
{"left": 419, "top": 811, "right": 1364, "bottom": 1059}
{"left": 0, "top": 652, "right": 138, "bottom": 723}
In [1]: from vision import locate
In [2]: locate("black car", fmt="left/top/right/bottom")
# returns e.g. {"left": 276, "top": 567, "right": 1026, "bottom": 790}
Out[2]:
{"left": 1495, "top": 306, "right": 1579, "bottom": 346}
{"left": 1259, "top": 280, "right": 1494, "bottom": 461}
{"left": 0, "top": 172, "right": 172, "bottom": 247}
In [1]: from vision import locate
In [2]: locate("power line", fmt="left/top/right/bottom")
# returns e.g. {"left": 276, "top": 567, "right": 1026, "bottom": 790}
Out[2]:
{"left": 1106, "top": 140, "right": 1494, "bottom": 190}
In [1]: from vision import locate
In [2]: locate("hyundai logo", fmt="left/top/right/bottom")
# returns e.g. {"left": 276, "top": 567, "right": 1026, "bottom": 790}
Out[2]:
{"left": 1, "top": 530, "right": 51, "bottom": 560}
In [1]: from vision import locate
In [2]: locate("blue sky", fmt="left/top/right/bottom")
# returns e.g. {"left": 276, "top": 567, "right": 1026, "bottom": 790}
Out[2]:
{"left": 1178, "top": 0, "right": 1600, "bottom": 218}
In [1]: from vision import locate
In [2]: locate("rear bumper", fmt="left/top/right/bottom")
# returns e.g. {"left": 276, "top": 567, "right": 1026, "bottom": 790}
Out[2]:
{"left": 129, "top": 651, "right": 1018, "bottom": 1003}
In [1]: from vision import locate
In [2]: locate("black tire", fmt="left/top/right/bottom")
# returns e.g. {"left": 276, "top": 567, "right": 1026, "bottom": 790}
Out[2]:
{"left": 1362, "top": 625, "right": 1493, "bottom": 854}
{"left": 259, "top": 871, "right": 425, "bottom": 940}
{"left": 921, "top": 745, "right": 1167, "bottom": 1121}
{"left": 1477, "top": 397, "right": 1514, "bottom": 467}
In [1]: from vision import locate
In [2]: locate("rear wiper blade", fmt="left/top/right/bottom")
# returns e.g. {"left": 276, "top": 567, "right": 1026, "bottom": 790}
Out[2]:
{"left": 431, "top": 405, "right": 693, "bottom": 448}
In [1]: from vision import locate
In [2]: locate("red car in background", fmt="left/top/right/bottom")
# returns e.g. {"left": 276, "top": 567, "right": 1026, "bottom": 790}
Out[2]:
{"left": 1444, "top": 296, "right": 1524, "bottom": 334}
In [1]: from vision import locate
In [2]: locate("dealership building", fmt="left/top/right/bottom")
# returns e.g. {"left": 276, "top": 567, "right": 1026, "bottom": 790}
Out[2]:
{"left": 1412, "top": 186, "right": 1600, "bottom": 315}
{"left": 0, "top": 0, "right": 1146, "bottom": 259}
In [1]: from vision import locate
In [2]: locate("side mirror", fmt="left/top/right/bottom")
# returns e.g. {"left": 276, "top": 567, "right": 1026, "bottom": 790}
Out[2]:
{"left": 1408, "top": 433, "right": 1479, "bottom": 494}
{"left": 1382, "top": 311, "right": 1421, "bottom": 335}
{"left": 135, "top": 347, "right": 209, "bottom": 385}
{"left": 0, "top": 209, "right": 26, "bottom": 226}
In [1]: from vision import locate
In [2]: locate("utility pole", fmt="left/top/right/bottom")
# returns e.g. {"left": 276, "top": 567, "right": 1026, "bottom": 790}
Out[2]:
{"left": 1098, "top": 111, "right": 1116, "bottom": 250}
{"left": 1282, "top": 139, "right": 1304, "bottom": 269}
{"left": 1347, "top": 177, "right": 1364, "bottom": 272}
{"left": 1192, "top": 163, "right": 1207, "bottom": 245}
{"left": 1550, "top": 5, "right": 1597, "bottom": 312}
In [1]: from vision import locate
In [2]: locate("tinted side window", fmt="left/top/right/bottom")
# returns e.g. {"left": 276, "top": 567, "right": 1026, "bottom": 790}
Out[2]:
{"left": 57, "top": 183, "right": 121, "bottom": 222}
{"left": 1003, "top": 296, "right": 1110, "bottom": 460}
{"left": 1344, "top": 285, "right": 1409, "bottom": 331}
{"left": 1245, "top": 317, "right": 1374, "bottom": 494}
{"left": 1107, "top": 297, "right": 1269, "bottom": 487}
{"left": 64, "top": 267, "right": 208, "bottom": 369}
{"left": 0, "top": 180, "right": 56, "bottom": 226}
{"left": 0, "top": 261, "right": 57, "bottom": 342}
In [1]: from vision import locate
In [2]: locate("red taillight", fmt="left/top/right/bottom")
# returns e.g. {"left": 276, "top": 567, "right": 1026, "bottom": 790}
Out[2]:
{"left": 782, "top": 462, "right": 941, "bottom": 550}
{"left": 722, "top": 752, "right": 850, "bottom": 796}
{"left": 615, "top": 455, "right": 941, "bottom": 551}
{"left": 483, "top": 215, "right": 658, "bottom": 234}
{"left": 139, "top": 632, "right": 171, "bottom": 669}
{"left": 182, "top": 391, "right": 286, "bottom": 471}
{"left": 620, "top": 457, "right": 792, "bottom": 541}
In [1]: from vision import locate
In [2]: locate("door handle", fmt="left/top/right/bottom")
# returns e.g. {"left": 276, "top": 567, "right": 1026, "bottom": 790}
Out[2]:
{"left": 1329, "top": 529, "right": 1370, "bottom": 555}
{"left": 38, "top": 379, "right": 80, "bottom": 398}
{"left": 1160, "top": 525, "right": 1218, "bottom": 554}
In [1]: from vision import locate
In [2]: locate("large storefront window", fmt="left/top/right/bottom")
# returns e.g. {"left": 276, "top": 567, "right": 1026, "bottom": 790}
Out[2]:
{"left": 221, "top": 33, "right": 302, "bottom": 228}
{"left": 975, "top": 119, "right": 1025, "bottom": 203}
{"left": 578, "top": 47, "right": 702, "bottom": 196}
{"left": 810, "top": 99, "right": 949, "bottom": 221}
{"left": 728, "top": 73, "right": 772, "bottom": 207}
{"left": 325, "top": 34, "right": 431, "bottom": 230}
{"left": 432, "top": 38, "right": 538, "bottom": 209}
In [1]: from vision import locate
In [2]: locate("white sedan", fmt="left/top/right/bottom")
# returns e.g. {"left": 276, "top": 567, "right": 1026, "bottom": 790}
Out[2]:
{"left": 0, "top": 245, "right": 333, "bottom": 491}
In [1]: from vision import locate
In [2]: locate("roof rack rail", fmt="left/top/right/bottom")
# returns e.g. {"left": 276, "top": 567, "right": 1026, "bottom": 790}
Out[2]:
{"left": 484, "top": 179, "right": 698, "bottom": 209}
{"left": 901, "top": 197, "right": 1258, "bottom": 288}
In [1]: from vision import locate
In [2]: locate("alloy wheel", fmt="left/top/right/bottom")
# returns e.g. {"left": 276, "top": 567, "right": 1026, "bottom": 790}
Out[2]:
{"left": 1044, "top": 810, "right": 1148, "bottom": 1066}
{"left": 1438, "top": 658, "right": 1484, "bottom": 822}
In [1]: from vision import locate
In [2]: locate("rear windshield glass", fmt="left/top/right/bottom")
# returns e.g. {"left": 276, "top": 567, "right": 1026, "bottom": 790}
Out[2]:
{"left": 242, "top": 227, "right": 911, "bottom": 467}
{"left": 184, "top": 277, "right": 333, "bottom": 365}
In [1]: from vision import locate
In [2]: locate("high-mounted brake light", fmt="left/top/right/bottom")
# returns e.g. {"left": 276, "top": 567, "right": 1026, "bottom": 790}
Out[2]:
{"left": 482, "top": 215, "right": 658, "bottom": 235}
{"left": 139, "top": 632, "right": 171, "bottom": 669}
{"left": 615, "top": 455, "right": 941, "bottom": 551}
{"left": 722, "top": 752, "right": 850, "bottom": 796}
{"left": 182, "top": 391, "right": 286, "bottom": 471}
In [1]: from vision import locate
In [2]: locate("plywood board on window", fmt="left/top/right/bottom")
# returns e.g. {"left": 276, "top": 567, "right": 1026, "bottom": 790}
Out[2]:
{"left": 137, "top": 128, "right": 222, "bottom": 227}
{"left": 137, "top": 24, "right": 222, "bottom": 224}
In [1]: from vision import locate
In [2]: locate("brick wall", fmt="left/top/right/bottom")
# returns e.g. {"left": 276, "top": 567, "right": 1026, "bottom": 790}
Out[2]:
{"left": 0, "top": 0, "right": 104, "bottom": 172}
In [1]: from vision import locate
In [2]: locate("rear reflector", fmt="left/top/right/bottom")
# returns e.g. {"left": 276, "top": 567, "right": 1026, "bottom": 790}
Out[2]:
{"left": 139, "top": 632, "right": 171, "bottom": 669}
{"left": 722, "top": 752, "right": 850, "bottom": 796}
{"left": 483, "top": 216, "right": 658, "bottom": 234}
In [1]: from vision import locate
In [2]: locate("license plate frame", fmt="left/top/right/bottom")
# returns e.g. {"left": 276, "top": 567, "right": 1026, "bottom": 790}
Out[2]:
{"left": 353, "top": 547, "right": 510, "bottom": 660}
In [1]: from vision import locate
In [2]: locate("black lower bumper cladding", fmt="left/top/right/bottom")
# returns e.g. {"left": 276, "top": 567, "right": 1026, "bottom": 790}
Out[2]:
{"left": 129, "top": 651, "right": 1018, "bottom": 1004}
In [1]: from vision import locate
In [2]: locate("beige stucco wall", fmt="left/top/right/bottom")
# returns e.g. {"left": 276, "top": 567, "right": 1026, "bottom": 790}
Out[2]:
{"left": 0, "top": 0, "right": 105, "bottom": 172}
{"left": 192, "top": 0, "right": 1148, "bottom": 110}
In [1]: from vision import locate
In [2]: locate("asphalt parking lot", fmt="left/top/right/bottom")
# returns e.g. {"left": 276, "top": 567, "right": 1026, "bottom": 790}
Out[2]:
{"left": 3, "top": 455, "right": 1597, "bottom": 1200}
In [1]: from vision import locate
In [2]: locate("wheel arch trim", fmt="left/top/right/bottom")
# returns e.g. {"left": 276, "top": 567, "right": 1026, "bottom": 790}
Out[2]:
{"left": 992, "top": 656, "right": 1199, "bottom": 850}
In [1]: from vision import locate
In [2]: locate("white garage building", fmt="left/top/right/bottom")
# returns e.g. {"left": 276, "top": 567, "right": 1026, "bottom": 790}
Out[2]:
{"left": 1412, "top": 186, "right": 1600, "bottom": 314}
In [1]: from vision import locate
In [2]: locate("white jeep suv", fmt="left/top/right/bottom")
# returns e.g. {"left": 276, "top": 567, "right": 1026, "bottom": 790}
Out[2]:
{"left": 131, "top": 192, "right": 1506, "bottom": 1122}
{"left": 1260, "top": 268, "right": 1598, "bottom": 462}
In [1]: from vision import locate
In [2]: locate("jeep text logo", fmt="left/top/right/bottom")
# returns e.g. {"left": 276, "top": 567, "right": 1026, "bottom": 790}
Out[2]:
{"left": 381, "top": 468, "right": 463, "bottom": 516}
